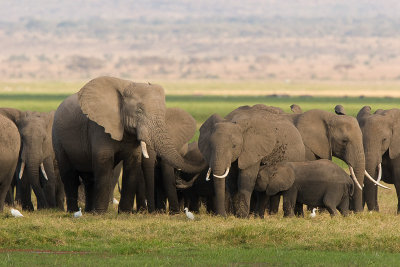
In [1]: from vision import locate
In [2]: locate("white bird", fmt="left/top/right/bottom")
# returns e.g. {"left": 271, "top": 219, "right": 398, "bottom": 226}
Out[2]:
{"left": 184, "top": 207, "right": 195, "bottom": 220}
{"left": 113, "top": 198, "right": 119, "bottom": 205}
{"left": 310, "top": 208, "right": 318, "bottom": 218}
{"left": 74, "top": 207, "right": 82, "bottom": 218}
{"left": 10, "top": 208, "right": 23, "bottom": 218}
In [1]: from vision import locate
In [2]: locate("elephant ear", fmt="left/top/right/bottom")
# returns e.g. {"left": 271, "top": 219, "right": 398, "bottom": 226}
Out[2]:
{"left": 78, "top": 76, "right": 132, "bottom": 141}
{"left": 0, "top": 108, "right": 24, "bottom": 124}
{"left": 199, "top": 114, "right": 224, "bottom": 162}
{"left": 387, "top": 109, "right": 400, "bottom": 159}
{"left": 165, "top": 107, "right": 196, "bottom": 150}
{"left": 266, "top": 164, "right": 295, "bottom": 196}
{"left": 295, "top": 110, "right": 331, "bottom": 160}
{"left": 237, "top": 117, "right": 277, "bottom": 170}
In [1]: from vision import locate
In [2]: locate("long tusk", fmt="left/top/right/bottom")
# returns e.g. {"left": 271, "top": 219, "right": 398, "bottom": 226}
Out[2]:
{"left": 349, "top": 166, "right": 363, "bottom": 190}
{"left": 19, "top": 162, "right": 25, "bottom": 179}
{"left": 140, "top": 141, "right": 149, "bottom": 159}
{"left": 213, "top": 167, "right": 230, "bottom": 179}
{"left": 40, "top": 163, "right": 48, "bottom": 180}
{"left": 377, "top": 163, "right": 382, "bottom": 183}
{"left": 205, "top": 167, "right": 211, "bottom": 181}
{"left": 364, "top": 170, "right": 391, "bottom": 190}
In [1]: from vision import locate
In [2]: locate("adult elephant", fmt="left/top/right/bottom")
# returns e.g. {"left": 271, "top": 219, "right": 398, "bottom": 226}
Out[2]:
{"left": 0, "top": 109, "right": 64, "bottom": 211}
{"left": 357, "top": 106, "right": 399, "bottom": 212}
{"left": 141, "top": 107, "right": 197, "bottom": 214}
{"left": 0, "top": 112, "right": 20, "bottom": 212}
{"left": 282, "top": 108, "right": 370, "bottom": 212}
{"left": 52, "top": 76, "right": 204, "bottom": 213}
{"left": 198, "top": 105, "right": 305, "bottom": 217}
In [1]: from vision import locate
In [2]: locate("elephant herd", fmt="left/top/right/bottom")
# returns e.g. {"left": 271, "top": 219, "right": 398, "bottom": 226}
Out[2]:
{"left": 0, "top": 76, "right": 399, "bottom": 219}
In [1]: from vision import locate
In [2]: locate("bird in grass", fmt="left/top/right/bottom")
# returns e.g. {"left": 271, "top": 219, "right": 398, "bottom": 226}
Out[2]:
{"left": 113, "top": 198, "right": 119, "bottom": 205}
{"left": 184, "top": 207, "right": 195, "bottom": 220}
{"left": 74, "top": 207, "right": 82, "bottom": 218}
{"left": 10, "top": 208, "right": 23, "bottom": 218}
{"left": 310, "top": 208, "right": 318, "bottom": 218}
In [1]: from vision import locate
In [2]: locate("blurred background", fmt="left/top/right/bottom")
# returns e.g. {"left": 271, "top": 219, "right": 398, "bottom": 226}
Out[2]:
{"left": 1, "top": 0, "right": 399, "bottom": 81}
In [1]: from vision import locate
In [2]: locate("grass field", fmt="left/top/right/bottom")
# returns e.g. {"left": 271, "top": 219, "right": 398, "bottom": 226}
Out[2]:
{"left": 1, "top": 80, "right": 400, "bottom": 266}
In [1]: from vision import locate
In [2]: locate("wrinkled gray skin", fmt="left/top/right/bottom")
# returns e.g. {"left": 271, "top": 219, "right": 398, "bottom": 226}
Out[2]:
{"left": 278, "top": 107, "right": 366, "bottom": 213}
{"left": 0, "top": 113, "right": 20, "bottom": 211}
{"left": 0, "top": 109, "right": 64, "bottom": 211}
{"left": 142, "top": 107, "right": 198, "bottom": 214}
{"left": 53, "top": 76, "right": 205, "bottom": 213}
{"left": 357, "top": 106, "right": 400, "bottom": 212}
{"left": 256, "top": 160, "right": 354, "bottom": 217}
{"left": 199, "top": 105, "right": 305, "bottom": 217}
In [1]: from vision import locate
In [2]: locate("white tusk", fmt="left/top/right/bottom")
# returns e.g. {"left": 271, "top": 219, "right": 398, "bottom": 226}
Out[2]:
{"left": 349, "top": 166, "right": 363, "bottom": 190}
{"left": 213, "top": 167, "right": 230, "bottom": 179}
{"left": 40, "top": 163, "right": 48, "bottom": 180}
{"left": 364, "top": 170, "right": 391, "bottom": 190}
{"left": 19, "top": 162, "right": 25, "bottom": 179}
{"left": 140, "top": 141, "right": 149, "bottom": 159}
{"left": 377, "top": 163, "right": 382, "bottom": 183}
{"left": 205, "top": 167, "right": 211, "bottom": 181}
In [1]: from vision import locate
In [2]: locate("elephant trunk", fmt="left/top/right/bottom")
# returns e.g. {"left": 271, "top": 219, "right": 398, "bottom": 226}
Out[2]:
{"left": 343, "top": 142, "right": 365, "bottom": 212}
{"left": 364, "top": 152, "right": 380, "bottom": 211}
{"left": 24, "top": 161, "right": 49, "bottom": 210}
{"left": 148, "top": 119, "right": 206, "bottom": 173}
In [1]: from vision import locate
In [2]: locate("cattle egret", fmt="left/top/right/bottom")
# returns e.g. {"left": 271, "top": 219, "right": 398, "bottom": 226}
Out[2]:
{"left": 74, "top": 207, "right": 82, "bottom": 218}
{"left": 184, "top": 207, "right": 195, "bottom": 220}
{"left": 10, "top": 208, "right": 23, "bottom": 218}
{"left": 310, "top": 208, "right": 317, "bottom": 218}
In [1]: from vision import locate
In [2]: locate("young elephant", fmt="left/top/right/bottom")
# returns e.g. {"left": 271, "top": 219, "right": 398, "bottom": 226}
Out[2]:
{"left": 256, "top": 159, "right": 354, "bottom": 217}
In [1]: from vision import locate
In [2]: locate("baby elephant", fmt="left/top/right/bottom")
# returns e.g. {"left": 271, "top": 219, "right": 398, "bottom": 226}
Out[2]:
{"left": 255, "top": 159, "right": 354, "bottom": 217}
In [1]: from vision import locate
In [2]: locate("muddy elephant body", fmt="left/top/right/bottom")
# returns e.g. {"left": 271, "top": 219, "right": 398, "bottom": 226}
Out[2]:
{"left": 357, "top": 107, "right": 400, "bottom": 212}
{"left": 199, "top": 105, "right": 306, "bottom": 217}
{"left": 257, "top": 160, "right": 354, "bottom": 217}
{"left": 53, "top": 77, "right": 203, "bottom": 213}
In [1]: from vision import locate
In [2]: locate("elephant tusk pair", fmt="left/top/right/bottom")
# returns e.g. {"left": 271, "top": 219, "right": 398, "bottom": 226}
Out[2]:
{"left": 18, "top": 162, "right": 48, "bottom": 181}
{"left": 19, "top": 162, "right": 25, "bottom": 179}
{"left": 349, "top": 166, "right": 363, "bottom": 191}
{"left": 40, "top": 163, "right": 48, "bottom": 181}
{"left": 364, "top": 169, "right": 390, "bottom": 190}
{"left": 205, "top": 167, "right": 230, "bottom": 181}
{"left": 140, "top": 141, "right": 149, "bottom": 159}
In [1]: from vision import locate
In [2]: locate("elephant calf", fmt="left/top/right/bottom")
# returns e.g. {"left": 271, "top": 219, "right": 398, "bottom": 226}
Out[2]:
{"left": 255, "top": 159, "right": 354, "bottom": 217}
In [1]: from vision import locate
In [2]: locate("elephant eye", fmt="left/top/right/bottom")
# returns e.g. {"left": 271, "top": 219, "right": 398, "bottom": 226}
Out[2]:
{"left": 342, "top": 138, "right": 349, "bottom": 144}
{"left": 232, "top": 144, "right": 236, "bottom": 149}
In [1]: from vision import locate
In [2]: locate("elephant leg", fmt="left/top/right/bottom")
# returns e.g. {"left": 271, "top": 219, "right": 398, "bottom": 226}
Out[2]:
{"left": 141, "top": 149, "right": 156, "bottom": 213}
{"left": 161, "top": 162, "right": 180, "bottom": 214}
{"left": 323, "top": 193, "right": 338, "bottom": 217}
{"left": 119, "top": 158, "right": 140, "bottom": 213}
{"left": 20, "top": 179, "right": 34, "bottom": 211}
{"left": 337, "top": 196, "right": 350, "bottom": 217}
{"left": 5, "top": 187, "right": 13, "bottom": 206}
{"left": 234, "top": 164, "right": 259, "bottom": 218}
{"left": 57, "top": 149, "right": 79, "bottom": 212}
{"left": 294, "top": 203, "right": 304, "bottom": 217}
{"left": 254, "top": 191, "right": 268, "bottom": 218}
{"left": 282, "top": 190, "right": 297, "bottom": 217}
{"left": 56, "top": 181, "right": 65, "bottom": 211}
{"left": 135, "top": 173, "right": 146, "bottom": 212}
{"left": 0, "top": 171, "right": 14, "bottom": 211}
{"left": 81, "top": 173, "right": 95, "bottom": 212}
{"left": 268, "top": 195, "right": 280, "bottom": 215}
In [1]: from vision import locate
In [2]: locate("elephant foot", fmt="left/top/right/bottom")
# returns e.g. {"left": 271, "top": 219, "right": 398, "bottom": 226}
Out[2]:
{"left": 233, "top": 193, "right": 249, "bottom": 218}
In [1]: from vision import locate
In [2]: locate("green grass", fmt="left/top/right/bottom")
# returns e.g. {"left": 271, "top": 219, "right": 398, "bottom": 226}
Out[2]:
{"left": 1, "top": 80, "right": 400, "bottom": 265}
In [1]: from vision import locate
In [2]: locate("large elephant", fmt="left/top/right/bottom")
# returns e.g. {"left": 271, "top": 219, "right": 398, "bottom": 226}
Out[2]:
{"left": 52, "top": 76, "right": 204, "bottom": 213}
{"left": 141, "top": 107, "right": 197, "bottom": 214}
{"left": 256, "top": 160, "right": 354, "bottom": 217}
{"left": 0, "top": 109, "right": 64, "bottom": 211}
{"left": 281, "top": 108, "right": 368, "bottom": 212}
{"left": 198, "top": 105, "right": 305, "bottom": 217}
{"left": 357, "top": 106, "right": 400, "bottom": 212}
{"left": 0, "top": 113, "right": 20, "bottom": 211}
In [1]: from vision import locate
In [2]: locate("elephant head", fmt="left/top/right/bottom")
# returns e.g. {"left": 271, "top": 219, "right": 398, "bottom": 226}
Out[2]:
{"left": 78, "top": 76, "right": 204, "bottom": 173}
{"left": 292, "top": 109, "right": 366, "bottom": 211}
{"left": 255, "top": 163, "right": 295, "bottom": 196}
{"left": 0, "top": 108, "right": 56, "bottom": 210}
{"left": 357, "top": 106, "right": 400, "bottom": 210}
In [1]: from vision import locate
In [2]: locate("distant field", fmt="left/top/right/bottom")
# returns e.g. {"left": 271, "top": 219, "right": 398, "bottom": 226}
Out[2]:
{"left": 1, "top": 80, "right": 400, "bottom": 266}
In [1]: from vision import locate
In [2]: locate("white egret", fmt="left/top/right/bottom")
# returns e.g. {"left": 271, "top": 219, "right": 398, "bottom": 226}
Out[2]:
{"left": 184, "top": 207, "right": 195, "bottom": 220}
{"left": 10, "top": 208, "right": 23, "bottom": 218}
{"left": 74, "top": 207, "right": 82, "bottom": 218}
